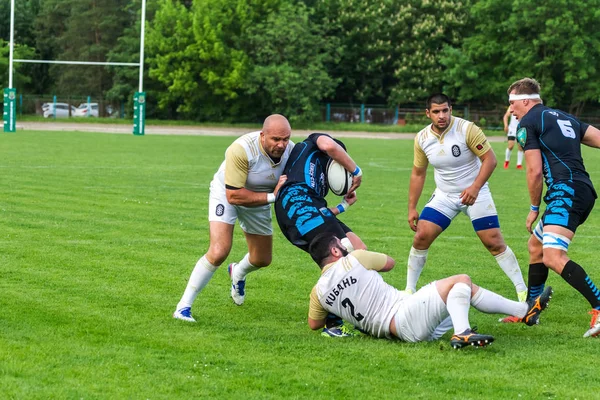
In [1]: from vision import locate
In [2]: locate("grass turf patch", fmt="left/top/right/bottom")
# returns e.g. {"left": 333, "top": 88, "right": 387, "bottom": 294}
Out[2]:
{"left": 0, "top": 130, "right": 598, "bottom": 398}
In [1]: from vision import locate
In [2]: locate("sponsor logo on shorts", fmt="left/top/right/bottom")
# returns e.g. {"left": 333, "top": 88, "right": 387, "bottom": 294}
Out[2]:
{"left": 451, "top": 145, "right": 461, "bottom": 157}
{"left": 216, "top": 204, "right": 225, "bottom": 216}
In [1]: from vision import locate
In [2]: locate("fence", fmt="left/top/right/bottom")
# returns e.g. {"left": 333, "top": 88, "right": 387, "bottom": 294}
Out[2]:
{"left": 12, "top": 95, "right": 600, "bottom": 127}
{"left": 321, "top": 103, "right": 600, "bottom": 130}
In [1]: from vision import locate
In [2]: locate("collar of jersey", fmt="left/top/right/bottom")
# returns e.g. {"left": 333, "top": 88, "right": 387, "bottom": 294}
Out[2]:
{"left": 258, "top": 139, "right": 282, "bottom": 166}
{"left": 428, "top": 116, "right": 455, "bottom": 140}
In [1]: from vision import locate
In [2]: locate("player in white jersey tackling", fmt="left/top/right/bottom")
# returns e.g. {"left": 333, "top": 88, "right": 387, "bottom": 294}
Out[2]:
{"left": 503, "top": 106, "right": 524, "bottom": 169}
{"left": 307, "top": 233, "right": 552, "bottom": 348}
{"left": 406, "top": 93, "right": 527, "bottom": 302}
{"left": 173, "top": 114, "right": 294, "bottom": 322}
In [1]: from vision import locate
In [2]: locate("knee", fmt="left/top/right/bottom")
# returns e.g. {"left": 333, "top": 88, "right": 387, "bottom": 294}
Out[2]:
{"left": 542, "top": 252, "right": 565, "bottom": 272}
{"left": 413, "top": 231, "right": 432, "bottom": 248}
{"left": 483, "top": 234, "right": 505, "bottom": 254}
{"left": 207, "top": 244, "right": 231, "bottom": 266}
{"left": 528, "top": 237, "right": 543, "bottom": 259}
{"left": 455, "top": 274, "right": 472, "bottom": 286}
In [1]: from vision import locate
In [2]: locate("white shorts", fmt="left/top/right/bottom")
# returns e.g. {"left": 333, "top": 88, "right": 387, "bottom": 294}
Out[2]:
{"left": 393, "top": 282, "right": 448, "bottom": 342}
{"left": 425, "top": 185, "right": 498, "bottom": 223}
{"left": 208, "top": 181, "right": 273, "bottom": 235}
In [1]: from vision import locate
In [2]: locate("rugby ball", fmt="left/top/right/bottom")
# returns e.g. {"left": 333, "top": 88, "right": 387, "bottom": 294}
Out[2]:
{"left": 327, "top": 160, "right": 353, "bottom": 196}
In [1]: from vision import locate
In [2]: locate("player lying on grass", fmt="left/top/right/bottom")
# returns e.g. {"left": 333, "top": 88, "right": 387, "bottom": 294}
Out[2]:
{"left": 306, "top": 232, "right": 553, "bottom": 348}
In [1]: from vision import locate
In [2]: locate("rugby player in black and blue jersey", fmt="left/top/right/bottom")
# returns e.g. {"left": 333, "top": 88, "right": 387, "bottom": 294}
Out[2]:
{"left": 508, "top": 77, "right": 600, "bottom": 338}
{"left": 275, "top": 133, "right": 364, "bottom": 254}
{"left": 274, "top": 133, "right": 365, "bottom": 337}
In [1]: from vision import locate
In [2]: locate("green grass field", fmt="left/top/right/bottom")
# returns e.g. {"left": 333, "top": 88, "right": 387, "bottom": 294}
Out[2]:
{"left": 1, "top": 130, "right": 598, "bottom": 399}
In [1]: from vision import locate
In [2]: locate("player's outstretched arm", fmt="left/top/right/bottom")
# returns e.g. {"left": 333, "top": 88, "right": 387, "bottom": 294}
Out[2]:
{"left": 582, "top": 125, "right": 600, "bottom": 149}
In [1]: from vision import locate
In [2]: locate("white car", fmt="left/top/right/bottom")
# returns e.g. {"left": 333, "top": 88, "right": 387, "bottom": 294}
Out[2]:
{"left": 73, "top": 103, "right": 99, "bottom": 117}
{"left": 43, "top": 103, "right": 77, "bottom": 118}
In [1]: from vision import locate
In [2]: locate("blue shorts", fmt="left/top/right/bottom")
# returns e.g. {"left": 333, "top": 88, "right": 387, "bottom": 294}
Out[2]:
{"left": 274, "top": 184, "right": 351, "bottom": 252}
{"left": 542, "top": 180, "right": 596, "bottom": 233}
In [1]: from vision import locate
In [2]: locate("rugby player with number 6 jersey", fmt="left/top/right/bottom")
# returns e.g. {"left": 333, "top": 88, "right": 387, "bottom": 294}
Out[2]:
{"left": 508, "top": 77, "right": 600, "bottom": 337}
{"left": 406, "top": 93, "right": 527, "bottom": 302}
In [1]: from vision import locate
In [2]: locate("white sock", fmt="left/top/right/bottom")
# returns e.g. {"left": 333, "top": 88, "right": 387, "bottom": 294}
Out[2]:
{"left": 341, "top": 237, "right": 355, "bottom": 252}
{"left": 176, "top": 255, "right": 218, "bottom": 310}
{"left": 517, "top": 150, "right": 524, "bottom": 166}
{"left": 471, "top": 287, "right": 528, "bottom": 318}
{"left": 505, "top": 148, "right": 512, "bottom": 162}
{"left": 406, "top": 247, "right": 428, "bottom": 293}
{"left": 446, "top": 282, "right": 472, "bottom": 334}
{"left": 494, "top": 246, "right": 527, "bottom": 293}
{"left": 233, "top": 253, "right": 260, "bottom": 281}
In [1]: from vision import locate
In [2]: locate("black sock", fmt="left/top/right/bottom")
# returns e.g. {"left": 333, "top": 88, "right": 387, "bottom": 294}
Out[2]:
{"left": 561, "top": 260, "right": 600, "bottom": 308}
{"left": 325, "top": 313, "right": 343, "bottom": 328}
{"left": 528, "top": 263, "right": 549, "bottom": 300}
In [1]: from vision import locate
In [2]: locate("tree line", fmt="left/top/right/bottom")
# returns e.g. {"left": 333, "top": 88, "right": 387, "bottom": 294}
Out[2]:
{"left": 2, "top": 0, "right": 600, "bottom": 122}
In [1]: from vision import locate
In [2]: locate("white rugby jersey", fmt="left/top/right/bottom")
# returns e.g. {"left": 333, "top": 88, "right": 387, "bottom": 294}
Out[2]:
{"left": 413, "top": 116, "right": 491, "bottom": 193}
{"left": 211, "top": 131, "right": 294, "bottom": 193}
{"left": 309, "top": 251, "right": 406, "bottom": 338}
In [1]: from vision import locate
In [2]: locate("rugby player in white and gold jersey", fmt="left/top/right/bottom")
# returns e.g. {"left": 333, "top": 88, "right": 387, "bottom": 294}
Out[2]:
{"left": 307, "top": 233, "right": 552, "bottom": 348}
{"left": 406, "top": 94, "right": 527, "bottom": 303}
{"left": 174, "top": 114, "right": 294, "bottom": 322}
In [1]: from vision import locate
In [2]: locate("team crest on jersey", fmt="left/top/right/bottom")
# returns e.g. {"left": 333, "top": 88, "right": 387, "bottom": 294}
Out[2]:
{"left": 451, "top": 145, "right": 461, "bottom": 157}
{"left": 216, "top": 204, "right": 225, "bottom": 216}
{"left": 517, "top": 128, "right": 527, "bottom": 148}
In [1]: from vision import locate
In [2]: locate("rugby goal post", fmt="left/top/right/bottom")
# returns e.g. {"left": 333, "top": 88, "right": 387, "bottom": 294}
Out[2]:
{"left": 3, "top": 0, "right": 147, "bottom": 135}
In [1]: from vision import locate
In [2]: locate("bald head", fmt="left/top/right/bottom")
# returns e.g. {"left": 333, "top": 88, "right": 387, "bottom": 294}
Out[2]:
{"left": 263, "top": 114, "right": 291, "bottom": 136}
{"left": 260, "top": 114, "right": 291, "bottom": 159}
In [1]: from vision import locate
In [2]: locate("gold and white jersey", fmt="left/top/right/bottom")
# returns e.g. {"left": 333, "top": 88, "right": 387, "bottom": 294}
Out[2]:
{"left": 308, "top": 250, "right": 407, "bottom": 338}
{"left": 211, "top": 131, "right": 294, "bottom": 193}
{"left": 413, "top": 116, "right": 491, "bottom": 194}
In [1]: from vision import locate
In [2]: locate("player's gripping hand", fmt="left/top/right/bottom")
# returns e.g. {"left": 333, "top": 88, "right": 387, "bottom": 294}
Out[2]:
{"left": 344, "top": 191, "right": 358, "bottom": 206}
{"left": 348, "top": 174, "right": 362, "bottom": 195}
{"left": 274, "top": 175, "right": 287, "bottom": 197}
{"left": 459, "top": 185, "right": 480, "bottom": 206}
{"left": 408, "top": 208, "right": 419, "bottom": 232}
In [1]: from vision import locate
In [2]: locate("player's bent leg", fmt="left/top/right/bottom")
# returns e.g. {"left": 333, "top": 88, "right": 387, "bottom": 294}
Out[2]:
{"left": 406, "top": 217, "right": 446, "bottom": 293}
{"left": 474, "top": 226, "right": 504, "bottom": 255}
{"left": 174, "top": 221, "right": 234, "bottom": 321}
{"left": 228, "top": 232, "right": 273, "bottom": 305}
{"left": 206, "top": 221, "right": 235, "bottom": 265}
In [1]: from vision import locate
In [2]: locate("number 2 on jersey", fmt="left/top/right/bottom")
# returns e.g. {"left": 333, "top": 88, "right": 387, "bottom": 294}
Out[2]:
{"left": 557, "top": 119, "right": 576, "bottom": 139}
{"left": 341, "top": 298, "right": 364, "bottom": 321}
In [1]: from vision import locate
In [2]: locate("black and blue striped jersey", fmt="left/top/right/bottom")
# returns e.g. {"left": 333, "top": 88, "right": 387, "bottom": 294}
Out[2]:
{"left": 281, "top": 133, "right": 334, "bottom": 198}
{"left": 517, "top": 104, "right": 593, "bottom": 189}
